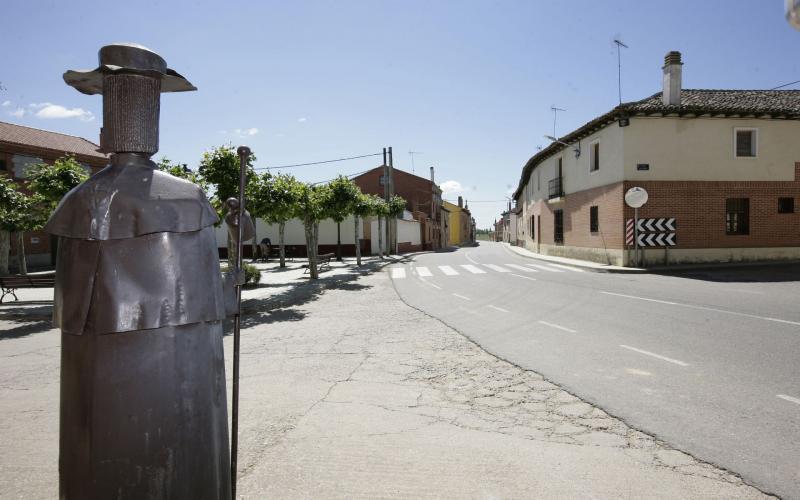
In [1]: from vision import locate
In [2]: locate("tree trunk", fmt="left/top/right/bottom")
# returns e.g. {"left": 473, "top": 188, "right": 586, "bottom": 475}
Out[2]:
{"left": 252, "top": 222, "right": 258, "bottom": 262}
{"left": 313, "top": 222, "right": 319, "bottom": 263}
{"left": 354, "top": 215, "right": 361, "bottom": 266}
{"left": 0, "top": 230, "right": 9, "bottom": 275}
{"left": 304, "top": 222, "right": 318, "bottom": 279}
{"left": 16, "top": 232, "right": 27, "bottom": 275}
{"left": 336, "top": 221, "right": 342, "bottom": 261}
{"left": 278, "top": 222, "right": 286, "bottom": 268}
{"left": 377, "top": 216, "right": 384, "bottom": 259}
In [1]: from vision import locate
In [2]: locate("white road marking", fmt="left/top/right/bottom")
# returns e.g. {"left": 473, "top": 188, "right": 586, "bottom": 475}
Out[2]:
{"left": 546, "top": 263, "right": 585, "bottom": 272}
{"left": 619, "top": 345, "right": 689, "bottom": 367}
{"left": 460, "top": 264, "right": 486, "bottom": 274}
{"left": 415, "top": 266, "right": 432, "bottom": 277}
{"left": 777, "top": 394, "right": 800, "bottom": 405}
{"left": 505, "top": 263, "right": 539, "bottom": 272}
{"left": 420, "top": 279, "right": 441, "bottom": 290}
{"left": 527, "top": 264, "right": 564, "bottom": 272}
{"left": 601, "top": 291, "right": 677, "bottom": 305}
{"left": 602, "top": 291, "right": 800, "bottom": 327}
{"left": 483, "top": 264, "right": 511, "bottom": 273}
{"left": 438, "top": 265, "right": 459, "bottom": 276}
{"left": 538, "top": 320, "right": 577, "bottom": 333}
{"left": 452, "top": 293, "right": 471, "bottom": 301}
{"left": 391, "top": 268, "right": 406, "bottom": 279}
{"left": 488, "top": 305, "right": 509, "bottom": 313}
{"left": 510, "top": 273, "right": 537, "bottom": 281}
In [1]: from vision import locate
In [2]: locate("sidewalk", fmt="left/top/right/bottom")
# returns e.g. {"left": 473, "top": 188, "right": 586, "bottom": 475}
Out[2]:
{"left": 0, "top": 259, "right": 771, "bottom": 498}
{"left": 502, "top": 242, "right": 645, "bottom": 273}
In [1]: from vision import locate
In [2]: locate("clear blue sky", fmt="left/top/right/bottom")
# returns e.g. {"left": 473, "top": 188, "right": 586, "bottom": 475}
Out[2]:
{"left": 2, "top": 0, "right": 798, "bottom": 227}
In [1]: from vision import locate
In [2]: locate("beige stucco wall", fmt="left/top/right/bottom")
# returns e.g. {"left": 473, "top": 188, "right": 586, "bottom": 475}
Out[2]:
{"left": 624, "top": 116, "right": 800, "bottom": 181}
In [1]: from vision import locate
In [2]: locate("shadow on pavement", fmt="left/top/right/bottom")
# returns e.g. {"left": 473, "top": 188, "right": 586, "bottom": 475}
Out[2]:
{"left": 655, "top": 263, "right": 800, "bottom": 283}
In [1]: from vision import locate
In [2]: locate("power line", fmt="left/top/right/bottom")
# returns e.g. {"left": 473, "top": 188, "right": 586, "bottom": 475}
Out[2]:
{"left": 311, "top": 167, "right": 374, "bottom": 186}
{"left": 254, "top": 152, "right": 383, "bottom": 171}
{"left": 770, "top": 79, "right": 800, "bottom": 90}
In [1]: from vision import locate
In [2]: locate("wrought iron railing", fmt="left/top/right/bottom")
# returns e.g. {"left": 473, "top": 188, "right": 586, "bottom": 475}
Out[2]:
{"left": 548, "top": 177, "right": 563, "bottom": 200}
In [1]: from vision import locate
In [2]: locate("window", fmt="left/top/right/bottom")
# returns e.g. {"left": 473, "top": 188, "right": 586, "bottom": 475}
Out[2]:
{"left": 12, "top": 154, "right": 42, "bottom": 179}
{"left": 779, "top": 197, "right": 794, "bottom": 214}
{"left": 0, "top": 158, "right": 6, "bottom": 171}
{"left": 726, "top": 198, "right": 749, "bottom": 235}
{"left": 530, "top": 215, "right": 535, "bottom": 237}
{"left": 554, "top": 210, "right": 564, "bottom": 244}
{"left": 734, "top": 128, "right": 757, "bottom": 158}
{"left": 590, "top": 142, "right": 600, "bottom": 171}
{"left": 556, "top": 157, "right": 563, "bottom": 178}
{"left": 590, "top": 206, "right": 599, "bottom": 233}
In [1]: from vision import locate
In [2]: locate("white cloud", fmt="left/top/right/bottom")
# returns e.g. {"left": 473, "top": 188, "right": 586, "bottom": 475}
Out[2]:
{"left": 32, "top": 102, "right": 94, "bottom": 121}
{"left": 232, "top": 127, "right": 258, "bottom": 137}
{"left": 9, "top": 107, "right": 26, "bottom": 118}
{"left": 440, "top": 180, "right": 463, "bottom": 195}
{"left": 297, "top": 117, "right": 307, "bottom": 123}
{"left": 1, "top": 100, "right": 11, "bottom": 107}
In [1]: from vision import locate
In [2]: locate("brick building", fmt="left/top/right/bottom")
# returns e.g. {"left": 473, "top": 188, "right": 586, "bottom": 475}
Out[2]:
{"left": 353, "top": 165, "right": 444, "bottom": 250}
{"left": 512, "top": 52, "right": 800, "bottom": 266}
{"left": 1, "top": 121, "right": 107, "bottom": 268}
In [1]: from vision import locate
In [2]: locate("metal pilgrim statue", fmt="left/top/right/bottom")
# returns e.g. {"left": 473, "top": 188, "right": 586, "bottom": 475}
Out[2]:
{"left": 44, "top": 43, "right": 253, "bottom": 499}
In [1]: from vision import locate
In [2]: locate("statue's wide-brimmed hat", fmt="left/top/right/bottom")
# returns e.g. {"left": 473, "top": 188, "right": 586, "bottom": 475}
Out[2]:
{"left": 64, "top": 43, "right": 196, "bottom": 95}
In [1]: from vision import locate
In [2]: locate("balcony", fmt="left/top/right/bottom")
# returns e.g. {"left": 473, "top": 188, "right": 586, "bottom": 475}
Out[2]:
{"left": 548, "top": 177, "right": 564, "bottom": 201}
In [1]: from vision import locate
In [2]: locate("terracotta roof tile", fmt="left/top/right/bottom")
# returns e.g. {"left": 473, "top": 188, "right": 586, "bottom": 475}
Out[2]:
{"left": 0, "top": 121, "right": 106, "bottom": 160}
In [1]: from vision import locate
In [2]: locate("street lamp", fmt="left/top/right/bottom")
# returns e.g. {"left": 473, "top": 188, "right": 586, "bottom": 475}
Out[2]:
{"left": 544, "top": 135, "right": 581, "bottom": 157}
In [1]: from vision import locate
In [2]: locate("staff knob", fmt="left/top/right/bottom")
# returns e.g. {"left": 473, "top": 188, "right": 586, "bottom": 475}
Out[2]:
{"left": 237, "top": 145, "right": 251, "bottom": 157}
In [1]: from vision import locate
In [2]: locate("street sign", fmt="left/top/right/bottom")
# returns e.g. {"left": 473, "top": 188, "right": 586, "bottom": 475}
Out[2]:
{"left": 624, "top": 187, "right": 648, "bottom": 208}
{"left": 636, "top": 217, "right": 676, "bottom": 232}
{"left": 637, "top": 232, "right": 676, "bottom": 247}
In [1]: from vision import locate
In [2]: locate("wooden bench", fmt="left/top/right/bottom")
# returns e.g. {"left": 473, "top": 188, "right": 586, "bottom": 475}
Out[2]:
{"left": 0, "top": 273, "right": 56, "bottom": 303}
{"left": 303, "top": 253, "right": 335, "bottom": 274}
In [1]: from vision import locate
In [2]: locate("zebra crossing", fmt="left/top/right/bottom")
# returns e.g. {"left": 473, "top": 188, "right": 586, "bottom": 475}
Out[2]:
{"left": 390, "top": 262, "right": 584, "bottom": 278}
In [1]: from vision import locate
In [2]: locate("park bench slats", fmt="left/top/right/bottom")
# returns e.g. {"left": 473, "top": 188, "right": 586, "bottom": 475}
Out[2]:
{"left": 0, "top": 273, "right": 56, "bottom": 303}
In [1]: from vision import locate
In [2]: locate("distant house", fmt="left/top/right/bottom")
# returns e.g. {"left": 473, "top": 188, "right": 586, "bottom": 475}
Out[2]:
{"left": 443, "top": 196, "right": 473, "bottom": 246}
{"left": 513, "top": 52, "right": 800, "bottom": 266}
{"left": 1, "top": 121, "right": 107, "bottom": 268}
{"left": 352, "top": 165, "right": 444, "bottom": 250}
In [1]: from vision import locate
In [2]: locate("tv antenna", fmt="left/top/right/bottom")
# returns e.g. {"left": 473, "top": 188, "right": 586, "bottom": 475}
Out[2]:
{"left": 613, "top": 38, "right": 629, "bottom": 104}
{"left": 408, "top": 151, "right": 423, "bottom": 173}
{"left": 550, "top": 106, "right": 566, "bottom": 138}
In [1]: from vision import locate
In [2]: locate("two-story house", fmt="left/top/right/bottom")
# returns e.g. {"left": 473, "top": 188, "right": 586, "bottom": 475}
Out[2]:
{"left": 513, "top": 52, "right": 800, "bottom": 266}
{"left": 1, "top": 121, "right": 107, "bottom": 269}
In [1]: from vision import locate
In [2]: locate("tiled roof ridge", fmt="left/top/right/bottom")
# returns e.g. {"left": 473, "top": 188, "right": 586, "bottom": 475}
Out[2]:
{"left": 0, "top": 120, "right": 100, "bottom": 148}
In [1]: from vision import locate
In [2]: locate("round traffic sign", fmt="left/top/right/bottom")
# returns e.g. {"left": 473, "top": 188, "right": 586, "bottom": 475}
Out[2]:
{"left": 625, "top": 187, "right": 648, "bottom": 208}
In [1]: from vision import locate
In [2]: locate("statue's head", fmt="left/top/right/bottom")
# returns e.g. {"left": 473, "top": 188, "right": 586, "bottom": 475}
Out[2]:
{"left": 63, "top": 43, "right": 196, "bottom": 156}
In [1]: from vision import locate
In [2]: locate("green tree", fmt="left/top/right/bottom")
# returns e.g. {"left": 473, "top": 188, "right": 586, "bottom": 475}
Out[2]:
{"left": 0, "top": 177, "right": 38, "bottom": 275}
{"left": 198, "top": 145, "right": 257, "bottom": 262}
{"left": 325, "top": 176, "right": 361, "bottom": 261}
{"left": 372, "top": 196, "right": 389, "bottom": 259}
{"left": 295, "top": 183, "right": 330, "bottom": 279}
{"left": 28, "top": 155, "right": 90, "bottom": 212}
{"left": 156, "top": 156, "right": 208, "bottom": 191}
{"left": 386, "top": 195, "right": 407, "bottom": 254}
{"left": 250, "top": 172, "right": 302, "bottom": 268}
{"left": 351, "top": 192, "right": 375, "bottom": 266}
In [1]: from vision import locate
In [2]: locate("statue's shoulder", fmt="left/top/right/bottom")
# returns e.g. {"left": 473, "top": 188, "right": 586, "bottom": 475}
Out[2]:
{"left": 45, "top": 163, "right": 218, "bottom": 240}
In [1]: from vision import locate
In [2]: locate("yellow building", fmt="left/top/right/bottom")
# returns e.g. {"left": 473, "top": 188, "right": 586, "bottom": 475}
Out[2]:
{"left": 443, "top": 197, "right": 472, "bottom": 246}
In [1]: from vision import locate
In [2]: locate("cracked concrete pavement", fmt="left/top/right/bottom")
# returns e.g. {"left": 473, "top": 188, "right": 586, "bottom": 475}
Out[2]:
{"left": 0, "top": 259, "right": 774, "bottom": 498}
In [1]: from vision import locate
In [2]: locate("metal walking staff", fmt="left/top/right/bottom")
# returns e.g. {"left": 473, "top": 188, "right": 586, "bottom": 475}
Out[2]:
{"left": 231, "top": 145, "right": 250, "bottom": 498}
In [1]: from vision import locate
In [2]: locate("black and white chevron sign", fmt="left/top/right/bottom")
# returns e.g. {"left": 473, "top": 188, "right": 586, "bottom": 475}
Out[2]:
{"left": 637, "top": 232, "right": 677, "bottom": 247}
{"left": 636, "top": 218, "right": 676, "bottom": 232}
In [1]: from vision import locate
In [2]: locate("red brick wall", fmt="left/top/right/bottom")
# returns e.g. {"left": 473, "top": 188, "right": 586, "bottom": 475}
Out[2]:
{"left": 623, "top": 175, "right": 800, "bottom": 249}
{"left": 530, "top": 183, "right": 625, "bottom": 249}
{"left": 353, "top": 167, "right": 436, "bottom": 220}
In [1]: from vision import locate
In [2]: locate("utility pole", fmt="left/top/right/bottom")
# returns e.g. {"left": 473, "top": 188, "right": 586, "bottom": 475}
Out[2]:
{"left": 387, "top": 146, "right": 394, "bottom": 254}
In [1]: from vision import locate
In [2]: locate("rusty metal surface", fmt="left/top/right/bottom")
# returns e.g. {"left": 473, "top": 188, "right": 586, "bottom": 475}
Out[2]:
{"left": 50, "top": 43, "right": 232, "bottom": 499}
{"left": 44, "top": 153, "right": 218, "bottom": 240}
{"left": 64, "top": 42, "right": 196, "bottom": 95}
{"left": 54, "top": 227, "right": 226, "bottom": 335}
{"left": 59, "top": 322, "right": 231, "bottom": 499}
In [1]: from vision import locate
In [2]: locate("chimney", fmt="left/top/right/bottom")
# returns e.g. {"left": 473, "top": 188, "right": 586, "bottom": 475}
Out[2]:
{"left": 662, "top": 51, "right": 683, "bottom": 106}
{"left": 458, "top": 196, "right": 463, "bottom": 208}
{"left": 430, "top": 166, "right": 435, "bottom": 184}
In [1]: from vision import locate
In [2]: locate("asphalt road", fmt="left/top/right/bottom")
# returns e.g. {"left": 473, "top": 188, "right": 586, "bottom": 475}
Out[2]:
{"left": 390, "top": 242, "right": 800, "bottom": 499}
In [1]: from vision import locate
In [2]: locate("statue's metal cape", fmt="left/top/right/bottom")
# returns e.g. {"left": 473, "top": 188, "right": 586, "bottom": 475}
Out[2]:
{"left": 49, "top": 43, "right": 234, "bottom": 500}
